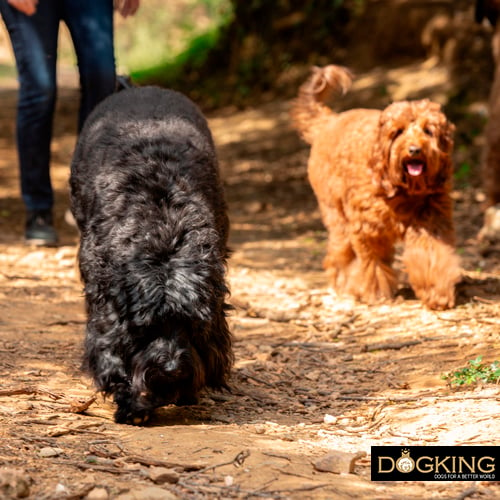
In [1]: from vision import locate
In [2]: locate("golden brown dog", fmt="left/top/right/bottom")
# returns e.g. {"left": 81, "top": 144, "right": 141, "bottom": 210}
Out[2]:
{"left": 292, "top": 65, "right": 461, "bottom": 310}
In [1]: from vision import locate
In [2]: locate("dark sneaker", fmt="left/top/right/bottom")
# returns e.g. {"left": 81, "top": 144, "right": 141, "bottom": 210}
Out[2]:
{"left": 25, "top": 210, "right": 58, "bottom": 246}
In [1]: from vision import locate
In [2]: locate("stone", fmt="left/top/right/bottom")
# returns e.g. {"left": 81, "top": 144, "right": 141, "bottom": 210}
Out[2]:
{"left": 116, "top": 486, "right": 179, "bottom": 499}
{"left": 478, "top": 204, "right": 500, "bottom": 242}
{"left": 313, "top": 450, "right": 366, "bottom": 474}
{"left": 148, "top": 467, "right": 179, "bottom": 485}
{"left": 86, "top": 487, "right": 109, "bottom": 500}
{"left": 0, "top": 468, "right": 31, "bottom": 498}
{"left": 39, "top": 447, "right": 63, "bottom": 458}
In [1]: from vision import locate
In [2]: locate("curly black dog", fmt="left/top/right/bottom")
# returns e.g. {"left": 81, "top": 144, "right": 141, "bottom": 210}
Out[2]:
{"left": 70, "top": 86, "right": 233, "bottom": 425}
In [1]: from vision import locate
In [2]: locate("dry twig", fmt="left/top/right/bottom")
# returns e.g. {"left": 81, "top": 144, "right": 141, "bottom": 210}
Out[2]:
{"left": 67, "top": 395, "right": 97, "bottom": 414}
{"left": 454, "top": 486, "right": 478, "bottom": 500}
{"left": 124, "top": 454, "right": 206, "bottom": 472}
{"left": 184, "top": 449, "right": 251, "bottom": 478}
{"left": 57, "top": 461, "right": 137, "bottom": 475}
{"left": 0, "top": 386, "right": 62, "bottom": 399}
{"left": 363, "top": 340, "right": 421, "bottom": 352}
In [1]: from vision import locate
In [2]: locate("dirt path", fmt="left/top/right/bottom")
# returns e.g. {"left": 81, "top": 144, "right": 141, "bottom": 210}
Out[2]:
{"left": 0, "top": 62, "right": 499, "bottom": 499}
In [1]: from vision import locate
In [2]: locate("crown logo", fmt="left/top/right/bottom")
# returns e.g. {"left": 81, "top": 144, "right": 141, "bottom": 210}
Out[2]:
{"left": 396, "top": 448, "right": 415, "bottom": 473}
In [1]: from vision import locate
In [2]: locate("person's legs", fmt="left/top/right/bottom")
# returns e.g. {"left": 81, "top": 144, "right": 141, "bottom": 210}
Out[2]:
{"left": 0, "top": 1, "right": 59, "bottom": 211}
{"left": 0, "top": 0, "right": 60, "bottom": 244}
{"left": 62, "top": 0, "right": 116, "bottom": 131}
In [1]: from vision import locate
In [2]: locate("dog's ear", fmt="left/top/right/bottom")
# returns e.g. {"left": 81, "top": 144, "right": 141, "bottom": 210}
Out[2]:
{"left": 418, "top": 100, "right": 455, "bottom": 154}
{"left": 371, "top": 108, "right": 399, "bottom": 197}
{"left": 438, "top": 117, "right": 455, "bottom": 154}
{"left": 435, "top": 134, "right": 454, "bottom": 188}
{"left": 428, "top": 106, "right": 455, "bottom": 187}
{"left": 199, "top": 311, "right": 233, "bottom": 389}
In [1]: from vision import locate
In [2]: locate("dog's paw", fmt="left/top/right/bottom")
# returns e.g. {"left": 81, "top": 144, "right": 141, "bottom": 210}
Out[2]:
{"left": 114, "top": 406, "right": 152, "bottom": 426}
{"left": 410, "top": 263, "right": 460, "bottom": 310}
{"left": 416, "top": 286, "right": 456, "bottom": 310}
{"left": 343, "top": 259, "right": 397, "bottom": 304}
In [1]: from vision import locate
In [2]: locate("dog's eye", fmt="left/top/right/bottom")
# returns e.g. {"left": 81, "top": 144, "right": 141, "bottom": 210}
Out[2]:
{"left": 423, "top": 127, "right": 433, "bottom": 137}
{"left": 392, "top": 128, "right": 403, "bottom": 140}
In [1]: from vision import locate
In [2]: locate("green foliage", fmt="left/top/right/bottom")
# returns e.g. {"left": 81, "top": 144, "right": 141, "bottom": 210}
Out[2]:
{"left": 333, "top": 0, "right": 365, "bottom": 9}
{"left": 454, "top": 162, "right": 472, "bottom": 187}
{"left": 116, "top": 0, "right": 232, "bottom": 74}
{"left": 442, "top": 356, "right": 500, "bottom": 387}
{"left": 129, "top": 0, "right": 367, "bottom": 107}
{"left": 130, "top": 27, "right": 223, "bottom": 83}
{"left": 334, "top": 0, "right": 366, "bottom": 14}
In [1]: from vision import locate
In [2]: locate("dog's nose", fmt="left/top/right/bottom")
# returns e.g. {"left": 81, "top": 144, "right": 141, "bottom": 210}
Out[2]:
{"left": 408, "top": 145, "right": 421, "bottom": 156}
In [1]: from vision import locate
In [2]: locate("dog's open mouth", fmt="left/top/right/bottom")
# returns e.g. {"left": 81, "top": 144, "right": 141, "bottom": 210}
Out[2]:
{"left": 404, "top": 159, "right": 426, "bottom": 177}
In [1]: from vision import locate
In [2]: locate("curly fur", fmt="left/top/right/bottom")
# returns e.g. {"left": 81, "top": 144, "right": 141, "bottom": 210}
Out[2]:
{"left": 291, "top": 65, "right": 461, "bottom": 310}
{"left": 70, "top": 86, "right": 233, "bottom": 424}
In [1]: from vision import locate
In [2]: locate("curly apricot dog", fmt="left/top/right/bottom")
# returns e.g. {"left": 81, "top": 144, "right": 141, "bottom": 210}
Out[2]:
{"left": 292, "top": 65, "right": 461, "bottom": 310}
{"left": 70, "top": 86, "right": 233, "bottom": 424}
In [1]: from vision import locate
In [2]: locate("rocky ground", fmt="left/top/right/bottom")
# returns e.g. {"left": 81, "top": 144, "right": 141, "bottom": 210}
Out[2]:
{"left": 0, "top": 60, "right": 499, "bottom": 499}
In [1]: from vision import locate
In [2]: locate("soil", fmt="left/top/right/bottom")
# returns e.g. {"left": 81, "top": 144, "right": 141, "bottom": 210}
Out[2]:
{"left": 0, "top": 61, "right": 499, "bottom": 500}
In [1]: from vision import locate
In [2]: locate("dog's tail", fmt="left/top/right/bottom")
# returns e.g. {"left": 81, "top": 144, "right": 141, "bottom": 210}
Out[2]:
{"left": 291, "top": 65, "right": 353, "bottom": 144}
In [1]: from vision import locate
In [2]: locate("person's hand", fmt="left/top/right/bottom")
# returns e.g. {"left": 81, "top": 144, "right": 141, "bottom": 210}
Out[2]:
{"left": 114, "top": 0, "right": 140, "bottom": 18}
{"left": 7, "top": 0, "right": 38, "bottom": 16}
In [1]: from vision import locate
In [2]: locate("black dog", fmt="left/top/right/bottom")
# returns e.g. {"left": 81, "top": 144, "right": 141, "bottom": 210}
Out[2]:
{"left": 70, "top": 86, "right": 233, "bottom": 424}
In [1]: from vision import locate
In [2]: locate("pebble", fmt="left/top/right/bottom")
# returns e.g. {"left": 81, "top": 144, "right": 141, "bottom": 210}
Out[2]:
{"left": 323, "top": 414, "right": 337, "bottom": 424}
{"left": 39, "top": 447, "right": 63, "bottom": 458}
{"left": 0, "top": 468, "right": 31, "bottom": 498}
{"left": 86, "top": 487, "right": 109, "bottom": 500}
{"left": 116, "top": 486, "right": 179, "bottom": 499}
{"left": 147, "top": 467, "right": 179, "bottom": 485}
{"left": 254, "top": 424, "right": 266, "bottom": 434}
{"left": 55, "top": 484, "right": 69, "bottom": 495}
{"left": 313, "top": 450, "right": 366, "bottom": 474}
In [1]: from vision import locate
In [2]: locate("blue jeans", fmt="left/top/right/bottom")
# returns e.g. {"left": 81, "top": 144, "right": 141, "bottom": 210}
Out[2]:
{"left": 0, "top": 0, "right": 116, "bottom": 212}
